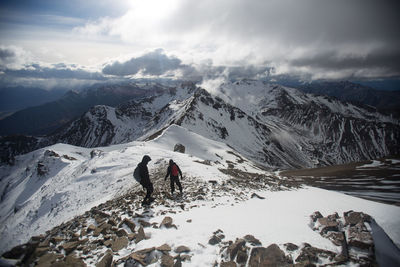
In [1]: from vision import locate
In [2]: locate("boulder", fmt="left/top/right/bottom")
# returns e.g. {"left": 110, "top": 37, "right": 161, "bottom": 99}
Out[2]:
{"left": 90, "top": 149, "right": 103, "bottom": 158}
{"left": 116, "top": 229, "right": 128, "bottom": 237}
{"left": 157, "top": 244, "right": 172, "bottom": 252}
{"left": 347, "top": 227, "right": 374, "bottom": 250}
{"left": 160, "top": 216, "right": 174, "bottom": 228}
{"left": 111, "top": 236, "right": 129, "bottom": 252}
{"left": 295, "top": 244, "right": 336, "bottom": 264}
{"left": 135, "top": 226, "right": 146, "bottom": 243}
{"left": 344, "top": 211, "right": 371, "bottom": 226}
{"left": 248, "top": 244, "right": 291, "bottom": 267}
{"left": 161, "top": 254, "right": 174, "bottom": 267}
{"left": 227, "top": 239, "right": 246, "bottom": 261}
{"left": 174, "top": 245, "right": 190, "bottom": 253}
{"left": 96, "top": 252, "right": 113, "bottom": 267}
{"left": 120, "top": 218, "right": 136, "bottom": 233}
{"left": 61, "top": 241, "right": 79, "bottom": 254}
{"left": 310, "top": 211, "right": 323, "bottom": 222}
{"left": 250, "top": 193, "right": 265, "bottom": 199}
{"left": 173, "top": 144, "right": 185, "bottom": 153}
{"left": 208, "top": 235, "right": 222, "bottom": 245}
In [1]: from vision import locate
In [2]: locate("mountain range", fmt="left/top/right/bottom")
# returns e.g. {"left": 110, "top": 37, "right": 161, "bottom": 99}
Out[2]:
{"left": 1, "top": 80, "right": 399, "bottom": 169}
{"left": 1, "top": 79, "right": 400, "bottom": 265}
{"left": 0, "top": 83, "right": 166, "bottom": 136}
{"left": 296, "top": 81, "right": 400, "bottom": 117}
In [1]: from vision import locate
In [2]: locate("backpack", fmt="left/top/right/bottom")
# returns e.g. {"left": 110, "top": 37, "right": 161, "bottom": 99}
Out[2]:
{"left": 171, "top": 164, "right": 179, "bottom": 176}
{"left": 133, "top": 165, "right": 141, "bottom": 183}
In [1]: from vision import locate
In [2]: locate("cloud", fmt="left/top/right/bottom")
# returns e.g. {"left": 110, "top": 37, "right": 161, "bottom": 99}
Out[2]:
{"left": 74, "top": 0, "right": 400, "bottom": 80}
{"left": 4, "top": 63, "right": 105, "bottom": 80}
{"left": 102, "top": 49, "right": 194, "bottom": 77}
{"left": 0, "top": 46, "right": 33, "bottom": 70}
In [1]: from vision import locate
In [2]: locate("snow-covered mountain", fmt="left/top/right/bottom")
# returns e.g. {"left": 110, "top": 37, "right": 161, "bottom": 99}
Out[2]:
{"left": 1, "top": 125, "right": 400, "bottom": 266}
{"left": 30, "top": 79, "right": 400, "bottom": 169}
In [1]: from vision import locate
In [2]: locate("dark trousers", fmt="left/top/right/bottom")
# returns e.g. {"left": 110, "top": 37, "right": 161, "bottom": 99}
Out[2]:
{"left": 142, "top": 183, "right": 153, "bottom": 201}
{"left": 170, "top": 176, "right": 182, "bottom": 194}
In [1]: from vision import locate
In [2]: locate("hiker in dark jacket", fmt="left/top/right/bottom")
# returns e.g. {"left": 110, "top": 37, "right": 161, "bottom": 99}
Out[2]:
{"left": 164, "top": 159, "right": 183, "bottom": 195}
{"left": 138, "top": 155, "right": 154, "bottom": 204}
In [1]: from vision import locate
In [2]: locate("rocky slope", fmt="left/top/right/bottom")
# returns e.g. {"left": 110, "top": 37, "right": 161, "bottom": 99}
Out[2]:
{"left": 0, "top": 170, "right": 387, "bottom": 266}
{"left": 1, "top": 125, "right": 399, "bottom": 266}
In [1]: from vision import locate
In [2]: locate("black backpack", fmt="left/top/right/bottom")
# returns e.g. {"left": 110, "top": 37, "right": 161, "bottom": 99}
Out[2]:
{"left": 133, "top": 165, "right": 141, "bottom": 183}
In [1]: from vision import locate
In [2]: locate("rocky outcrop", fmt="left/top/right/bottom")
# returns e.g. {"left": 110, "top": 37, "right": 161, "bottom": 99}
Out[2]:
{"left": 310, "top": 210, "right": 377, "bottom": 265}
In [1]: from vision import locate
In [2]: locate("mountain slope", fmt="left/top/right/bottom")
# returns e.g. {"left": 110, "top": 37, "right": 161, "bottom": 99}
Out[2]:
{"left": 1, "top": 80, "right": 399, "bottom": 169}
{"left": 1, "top": 125, "right": 399, "bottom": 266}
{"left": 204, "top": 80, "right": 400, "bottom": 167}
{"left": 0, "top": 83, "right": 166, "bottom": 136}
{"left": 296, "top": 81, "right": 400, "bottom": 117}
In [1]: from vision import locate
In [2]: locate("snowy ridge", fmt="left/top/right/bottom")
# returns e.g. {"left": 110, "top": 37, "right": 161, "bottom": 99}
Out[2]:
{"left": 0, "top": 125, "right": 262, "bottom": 254}
{"left": 0, "top": 125, "right": 399, "bottom": 266}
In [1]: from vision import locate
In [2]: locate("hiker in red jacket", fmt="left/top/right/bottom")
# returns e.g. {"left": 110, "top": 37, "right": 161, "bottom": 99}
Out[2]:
{"left": 164, "top": 159, "right": 183, "bottom": 195}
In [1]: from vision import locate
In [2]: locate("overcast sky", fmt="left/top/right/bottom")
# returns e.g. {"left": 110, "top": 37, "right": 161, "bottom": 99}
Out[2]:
{"left": 0, "top": 0, "right": 399, "bottom": 89}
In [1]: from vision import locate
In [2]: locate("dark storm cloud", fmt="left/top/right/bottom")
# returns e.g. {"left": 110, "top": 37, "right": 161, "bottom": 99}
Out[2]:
{"left": 291, "top": 48, "right": 400, "bottom": 73}
{"left": 0, "top": 48, "right": 16, "bottom": 61}
{"left": 165, "top": 0, "right": 400, "bottom": 79}
{"left": 102, "top": 49, "right": 193, "bottom": 76}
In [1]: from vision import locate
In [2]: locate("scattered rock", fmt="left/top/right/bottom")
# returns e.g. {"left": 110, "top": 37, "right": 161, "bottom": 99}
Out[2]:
{"left": 120, "top": 218, "right": 136, "bottom": 233}
{"left": 174, "top": 245, "right": 190, "bottom": 253}
{"left": 37, "top": 162, "right": 48, "bottom": 176}
{"left": 310, "top": 211, "right": 323, "bottom": 222}
{"left": 160, "top": 216, "right": 174, "bottom": 228}
{"left": 250, "top": 193, "right": 265, "bottom": 199}
{"left": 90, "top": 149, "right": 103, "bottom": 158}
{"left": 96, "top": 252, "right": 113, "bottom": 267}
{"left": 111, "top": 236, "right": 128, "bottom": 252}
{"left": 161, "top": 254, "right": 174, "bottom": 267}
{"left": 139, "top": 219, "right": 151, "bottom": 227}
{"left": 135, "top": 226, "right": 146, "bottom": 243}
{"left": 87, "top": 224, "right": 96, "bottom": 233}
{"left": 116, "top": 229, "right": 128, "bottom": 237}
{"left": 44, "top": 150, "right": 60, "bottom": 158}
{"left": 209, "top": 235, "right": 222, "bottom": 245}
{"left": 62, "top": 155, "right": 77, "bottom": 161}
{"left": 60, "top": 241, "right": 79, "bottom": 254}
{"left": 157, "top": 244, "right": 172, "bottom": 252}
{"left": 180, "top": 254, "right": 192, "bottom": 262}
